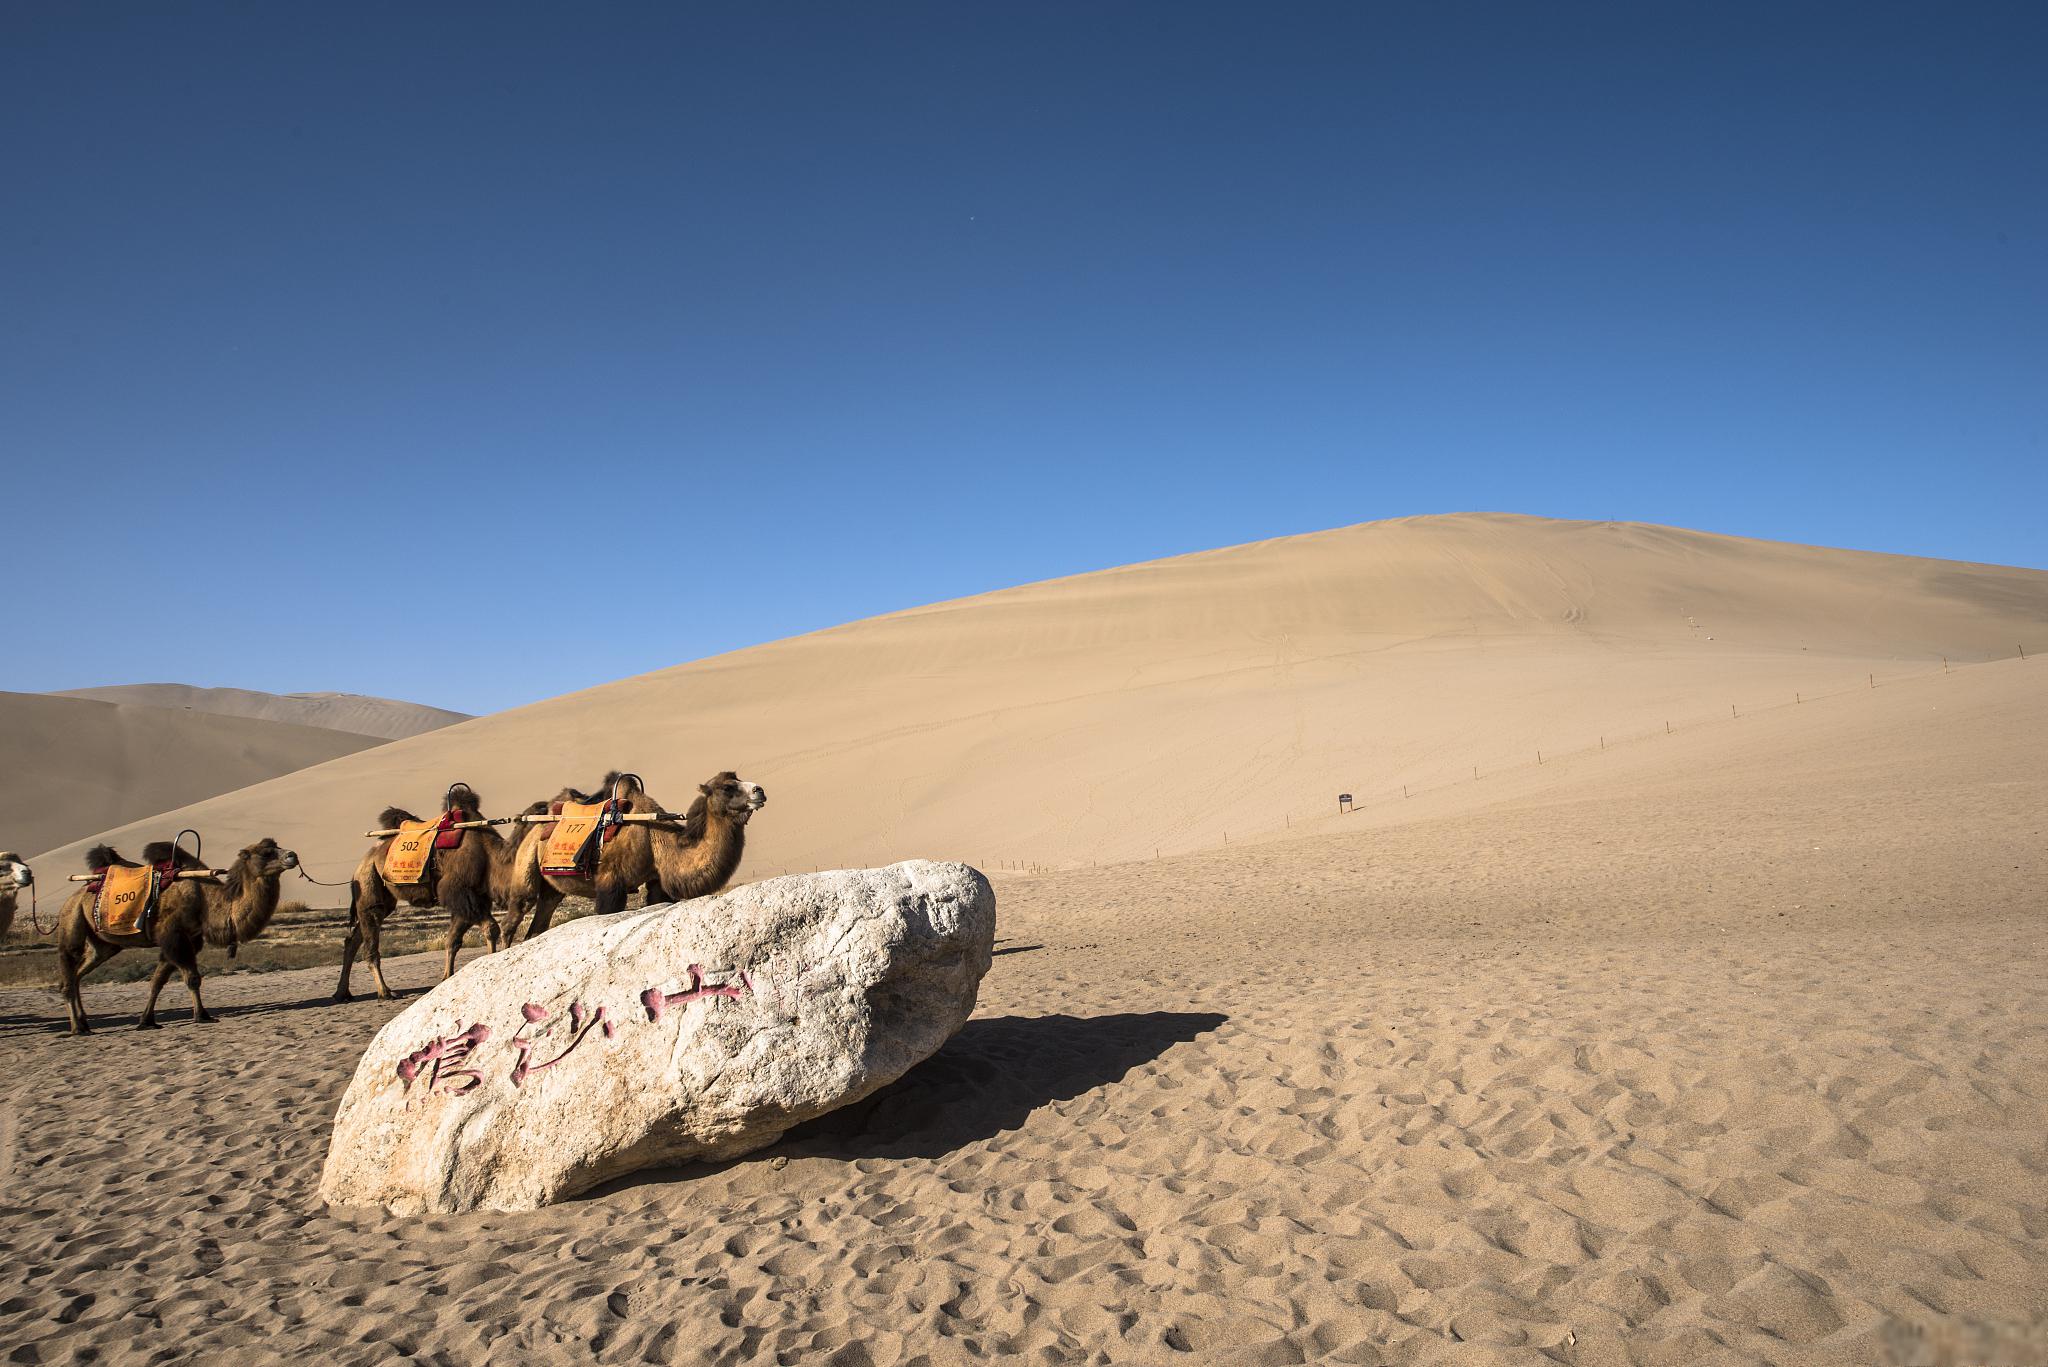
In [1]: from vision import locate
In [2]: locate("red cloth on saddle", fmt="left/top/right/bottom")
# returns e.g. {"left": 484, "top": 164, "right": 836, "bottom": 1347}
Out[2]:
{"left": 434, "top": 812, "right": 467, "bottom": 850}
{"left": 84, "top": 860, "right": 182, "bottom": 893}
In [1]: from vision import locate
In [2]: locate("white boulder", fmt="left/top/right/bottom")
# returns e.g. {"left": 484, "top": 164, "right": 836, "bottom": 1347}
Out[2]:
{"left": 318, "top": 860, "right": 995, "bottom": 1214}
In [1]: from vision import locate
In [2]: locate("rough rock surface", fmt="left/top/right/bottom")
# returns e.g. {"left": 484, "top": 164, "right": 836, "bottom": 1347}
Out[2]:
{"left": 318, "top": 860, "right": 995, "bottom": 1214}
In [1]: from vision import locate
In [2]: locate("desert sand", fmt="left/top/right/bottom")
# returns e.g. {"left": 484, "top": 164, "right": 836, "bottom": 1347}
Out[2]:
{"left": 50, "top": 684, "right": 469, "bottom": 741}
{"left": 2, "top": 515, "right": 2043, "bottom": 1363}
{"left": 23, "top": 514, "right": 2047, "bottom": 887}
{"left": 2, "top": 649, "right": 2043, "bottom": 1363}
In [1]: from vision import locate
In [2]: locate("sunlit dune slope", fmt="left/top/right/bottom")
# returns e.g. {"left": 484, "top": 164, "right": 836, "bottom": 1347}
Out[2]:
{"left": 24, "top": 513, "right": 2047, "bottom": 883}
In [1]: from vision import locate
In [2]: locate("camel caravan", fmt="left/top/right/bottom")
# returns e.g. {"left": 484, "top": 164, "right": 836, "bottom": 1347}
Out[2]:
{"left": 24, "top": 766, "right": 768, "bottom": 1034}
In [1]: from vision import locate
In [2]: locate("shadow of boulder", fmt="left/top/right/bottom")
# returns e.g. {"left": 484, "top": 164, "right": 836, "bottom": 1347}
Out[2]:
{"left": 780, "top": 1009, "right": 1227, "bottom": 1161}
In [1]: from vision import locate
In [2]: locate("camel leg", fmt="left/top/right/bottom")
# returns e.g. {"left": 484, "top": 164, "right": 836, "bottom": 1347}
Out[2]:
{"left": 500, "top": 897, "right": 531, "bottom": 946}
{"left": 483, "top": 913, "right": 503, "bottom": 953}
{"left": 77, "top": 940, "right": 119, "bottom": 981}
{"left": 525, "top": 889, "right": 564, "bottom": 941}
{"left": 335, "top": 922, "right": 363, "bottom": 1002}
{"left": 139, "top": 957, "right": 176, "bottom": 1029}
{"left": 593, "top": 876, "right": 629, "bottom": 918}
{"left": 365, "top": 912, "right": 395, "bottom": 1000}
{"left": 58, "top": 933, "right": 93, "bottom": 1036}
{"left": 443, "top": 885, "right": 490, "bottom": 979}
{"left": 335, "top": 878, "right": 365, "bottom": 1002}
{"left": 442, "top": 917, "right": 470, "bottom": 981}
{"left": 173, "top": 937, "right": 214, "bottom": 1024}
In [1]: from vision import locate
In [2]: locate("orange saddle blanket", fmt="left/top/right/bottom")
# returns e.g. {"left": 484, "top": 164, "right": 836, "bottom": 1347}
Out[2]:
{"left": 540, "top": 801, "right": 613, "bottom": 877}
{"left": 91, "top": 863, "right": 164, "bottom": 939}
{"left": 382, "top": 818, "right": 447, "bottom": 886}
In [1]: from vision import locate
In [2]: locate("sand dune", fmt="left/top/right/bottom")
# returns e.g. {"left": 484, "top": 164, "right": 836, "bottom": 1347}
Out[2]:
{"left": 3, "top": 654, "right": 2040, "bottom": 1363}
{"left": 0, "top": 691, "right": 385, "bottom": 861}
{"left": 50, "top": 684, "right": 468, "bottom": 741}
{"left": 25, "top": 514, "right": 2045, "bottom": 888}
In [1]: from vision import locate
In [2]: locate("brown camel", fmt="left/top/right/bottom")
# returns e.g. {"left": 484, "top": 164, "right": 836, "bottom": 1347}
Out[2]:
{"left": 502, "top": 770, "right": 767, "bottom": 943}
{"left": 336, "top": 784, "right": 524, "bottom": 1001}
{"left": 56, "top": 837, "right": 296, "bottom": 1035}
{"left": 0, "top": 852, "right": 31, "bottom": 940}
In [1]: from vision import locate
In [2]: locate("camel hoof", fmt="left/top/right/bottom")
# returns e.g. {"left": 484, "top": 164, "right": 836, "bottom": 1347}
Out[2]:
{"left": 196, "top": 1014, "right": 218, "bottom": 1025}
{"left": 137, "top": 1020, "right": 161, "bottom": 1031}
{"left": 332, "top": 990, "right": 353, "bottom": 1003}
{"left": 69, "top": 1026, "right": 91, "bottom": 1037}
{"left": 377, "top": 990, "right": 397, "bottom": 1001}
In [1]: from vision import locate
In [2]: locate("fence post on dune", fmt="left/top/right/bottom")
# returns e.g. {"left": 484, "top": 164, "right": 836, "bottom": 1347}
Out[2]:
{"left": 1731, "top": 703, "right": 1738, "bottom": 719}
{"left": 1869, "top": 673, "right": 1875, "bottom": 689}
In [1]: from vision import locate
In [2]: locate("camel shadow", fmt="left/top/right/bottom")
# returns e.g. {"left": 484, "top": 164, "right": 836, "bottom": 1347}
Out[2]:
{"left": 780, "top": 1009, "right": 1225, "bottom": 1161}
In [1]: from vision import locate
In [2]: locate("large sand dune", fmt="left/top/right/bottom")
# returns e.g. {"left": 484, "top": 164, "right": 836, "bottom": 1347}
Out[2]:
{"left": 4, "top": 648, "right": 2040, "bottom": 1363}
{"left": 0, "top": 691, "right": 386, "bottom": 860}
{"left": 25, "top": 513, "right": 2045, "bottom": 886}
{"left": 50, "top": 684, "right": 468, "bottom": 740}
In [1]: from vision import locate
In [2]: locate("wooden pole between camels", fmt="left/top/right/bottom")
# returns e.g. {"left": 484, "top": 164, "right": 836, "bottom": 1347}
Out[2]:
{"left": 509, "top": 811, "right": 685, "bottom": 827}
{"left": 357, "top": 811, "right": 687, "bottom": 839}
{"left": 68, "top": 869, "right": 226, "bottom": 883}
{"left": 359, "top": 818, "right": 501, "bottom": 838}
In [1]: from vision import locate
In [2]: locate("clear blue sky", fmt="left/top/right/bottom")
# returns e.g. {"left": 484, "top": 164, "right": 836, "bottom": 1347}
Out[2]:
{"left": 4, "top": 3, "right": 2042, "bottom": 714}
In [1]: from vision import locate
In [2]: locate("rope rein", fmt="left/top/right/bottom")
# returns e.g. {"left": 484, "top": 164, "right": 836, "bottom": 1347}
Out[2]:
{"left": 295, "top": 865, "right": 354, "bottom": 888}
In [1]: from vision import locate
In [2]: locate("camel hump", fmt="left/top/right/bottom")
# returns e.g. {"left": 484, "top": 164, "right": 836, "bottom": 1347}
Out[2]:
{"left": 140, "top": 841, "right": 177, "bottom": 865}
{"left": 85, "top": 844, "right": 126, "bottom": 871}
{"left": 378, "top": 807, "right": 423, "bottom": 830}
{"left": 444, "top": 786, "right": 484, "bottom": 816}
{"left": 567, "top": 771, "right": 643, "bottom": 803}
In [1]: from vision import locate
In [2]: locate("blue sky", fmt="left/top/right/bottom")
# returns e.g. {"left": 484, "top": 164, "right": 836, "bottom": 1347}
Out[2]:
{"left": 4, "top": 3, "right": 2042, "bottom": 714}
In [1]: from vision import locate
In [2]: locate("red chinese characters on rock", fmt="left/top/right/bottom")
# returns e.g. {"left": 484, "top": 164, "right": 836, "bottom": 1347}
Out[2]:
{"left": 396, "top": 1023, "right": 492, "bottom": 1096}
{"left": 392, "top": 964, "right": 766, "bottom": 1099}
{"left": 640, "top": 964, "right": 753, "bottom": 1022}
{"left": 509, "top": 1000, "right": 616, "bottom": 1087}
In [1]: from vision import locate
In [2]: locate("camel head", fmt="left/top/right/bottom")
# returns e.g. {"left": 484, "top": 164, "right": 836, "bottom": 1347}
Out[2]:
{"left": 699, "top": 772, "right": 768, "bottom": 825}
{"left": 230, "top": 837, "right": 300, "bottom": 882}
{"left": 0, "top": 853, "right": 29, "bottom": 888}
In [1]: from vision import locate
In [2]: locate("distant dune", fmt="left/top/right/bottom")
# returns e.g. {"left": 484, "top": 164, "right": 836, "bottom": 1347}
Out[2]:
{"left": 49, "top": 684, "right": 469, "bottom": 741}
{"left": 0, "top": 692, "right": 385, "bottom": 860}
{"left": 26, "top": 512, "right": 2045, "bottom": 885}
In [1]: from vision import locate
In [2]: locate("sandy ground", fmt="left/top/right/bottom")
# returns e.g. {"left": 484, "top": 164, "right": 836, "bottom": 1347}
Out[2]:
{"left": 3, "top": 661, "right": 2042, "bottom": 1365}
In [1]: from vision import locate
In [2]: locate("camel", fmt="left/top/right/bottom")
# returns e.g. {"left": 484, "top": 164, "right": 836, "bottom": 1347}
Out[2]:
{"left": 336, "top": 784, "right": 525, "bottom": 1002}
{"left": 502, "top": 770, "right": 767, "bottom": 943}
{"left": 56, "top": 837, "right": 297, "bottom": 1035}
{"left": 0, "top": 853, "right": 31, "bottom": 940}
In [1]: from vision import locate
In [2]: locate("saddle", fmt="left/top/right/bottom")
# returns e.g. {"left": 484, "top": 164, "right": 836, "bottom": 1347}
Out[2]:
{"left": 87, "top": 861, "right": 177, "bottom": 941}
{"left": 383, "top": 813, "right": 468, "bottom": 887}
{"left": 539, "top": 800, "right": 625, "bottom": 878}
